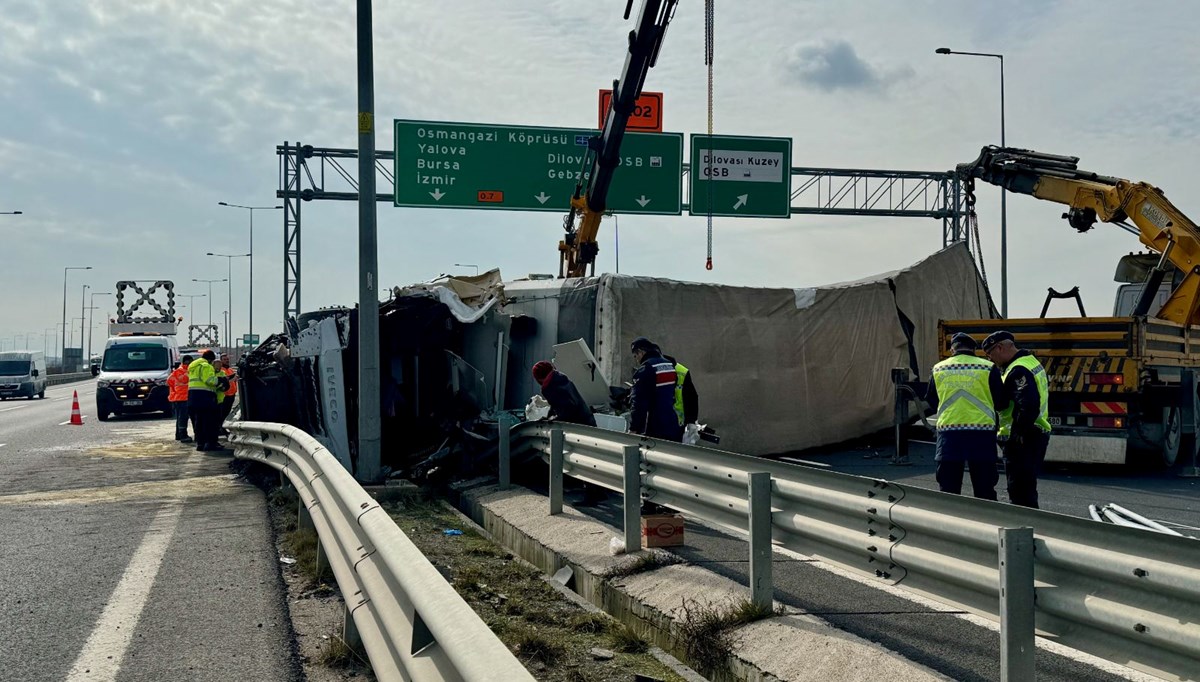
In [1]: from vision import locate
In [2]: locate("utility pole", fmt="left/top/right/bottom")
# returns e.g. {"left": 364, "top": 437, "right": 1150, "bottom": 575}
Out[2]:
{"left": 356, "top": 0, "right": 382, "bottom": 482}
{"left": 79, "top": 284, "right": 89, "bottom": 363}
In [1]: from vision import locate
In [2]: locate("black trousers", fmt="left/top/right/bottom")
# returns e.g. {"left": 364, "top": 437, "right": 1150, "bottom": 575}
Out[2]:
{"left": 1004, "top": 431, "right": 1050, "bottom": 508}
{"left": 935, "top": 459, "right": 999, "bottom": 500}
{"left": 172, "top": 401, "right": 190, "bottom": 440}
{"left": 187, "top": 390, "right": 219, "bottom": 448}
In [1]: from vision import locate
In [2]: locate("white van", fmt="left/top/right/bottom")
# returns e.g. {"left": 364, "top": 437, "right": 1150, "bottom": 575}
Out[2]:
{"left": 95, "top": 335, "right": 179, "bottom": 420}
{"left": 0, "top": 351, "right": 49, "bottom": 400}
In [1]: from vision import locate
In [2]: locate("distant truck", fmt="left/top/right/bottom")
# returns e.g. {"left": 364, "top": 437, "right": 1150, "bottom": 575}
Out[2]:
{"left": 0, "top": 351, "right": 48, "bottom": 400}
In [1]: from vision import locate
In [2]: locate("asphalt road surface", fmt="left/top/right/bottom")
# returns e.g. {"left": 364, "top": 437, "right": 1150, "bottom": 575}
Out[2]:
{"left": 0, "top": 380, "right": 299, "bottom": 682}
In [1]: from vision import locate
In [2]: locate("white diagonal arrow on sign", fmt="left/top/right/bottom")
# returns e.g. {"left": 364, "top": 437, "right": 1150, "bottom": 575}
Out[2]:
{"left": 733, "top": 194, "right": 748, "bottom": 210}
{"left": 429, "top": 188, "right": 445, "bottom": 201}
{"left": 636, "top": 195, "right": 651, "bottom": 208}
{"left": 535, "top": 192, "right": 551, "bottom": 204}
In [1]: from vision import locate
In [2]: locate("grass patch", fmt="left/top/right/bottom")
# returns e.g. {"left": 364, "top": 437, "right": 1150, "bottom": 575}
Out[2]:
{"left": 317, "top": 634, "right": 355, "bottom": 668}
{"left": 282, "top": 527, "right": 333, "bottom": 584}
{"left": 609, "top": 624, "right": 649, "bottom": 654}
{"left": 567, "top": 611, "right": 613, "bottom": 635}
{"left": 511, "top": 626, "right": 566, "bottom": 666}
{"left": 384, "top": 499, "right": 689, "bottom": 682}
{"left": 676, "top": 597, "right": 781, "bottom": 675}
{"left": 602, "top": 551, "right": 686, "bottom": 580}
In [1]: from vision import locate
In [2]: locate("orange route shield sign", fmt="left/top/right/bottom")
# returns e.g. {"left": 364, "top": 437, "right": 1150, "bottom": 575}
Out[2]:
{"left": 598, "top": 90, "right": 663, "bottom": 132}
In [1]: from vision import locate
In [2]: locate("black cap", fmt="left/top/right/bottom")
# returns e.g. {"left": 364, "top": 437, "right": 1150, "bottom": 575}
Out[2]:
{"left": 181, "top": 355, "right": 194, "bottom": 363}
{"left": 981, "top": 330, "right": 1015, "bottom": 352}
{"left": 950, "top": 333, "right": 977, "bottom": 351}
{"left": 630, "top": 336, "right": 656, "bottom": 352}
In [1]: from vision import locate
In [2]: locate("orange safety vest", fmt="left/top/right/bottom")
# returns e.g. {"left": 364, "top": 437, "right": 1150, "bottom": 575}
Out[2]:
{"left": 167, "top": 365, "right": 190, "bottom": 402}
{"left": 222, "top": 367, "right": 237, "bottom": 396}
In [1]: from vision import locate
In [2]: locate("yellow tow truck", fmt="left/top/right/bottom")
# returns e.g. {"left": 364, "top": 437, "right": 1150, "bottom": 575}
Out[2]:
{"left": 942, "top": 146, "right": 1200, "bottom": 466}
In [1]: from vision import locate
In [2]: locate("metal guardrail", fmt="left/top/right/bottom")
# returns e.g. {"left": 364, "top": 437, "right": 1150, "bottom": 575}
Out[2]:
{"left": 229, "top": 421, "right": 535, "bottom": 682}
{"left": 48, "top": 372, "right": 93, "bottom": 386}
{"left": 511, "top": 422, "right": 1200, "bottom": 682}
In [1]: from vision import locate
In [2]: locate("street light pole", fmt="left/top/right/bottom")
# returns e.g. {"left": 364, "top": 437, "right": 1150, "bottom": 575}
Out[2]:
{"left": 80, "top": 284, "right": 89, "bottom": 361}
{"left": 0, "top": 210, "right": 21, "bottom": 215}
{"left": 62, "top": 266, "right": 91, "bottom": 372}
{"left": 219, "top": 202, "right": 282, "bottom": 342}
{"left": 453, "top": 263, "right": 479, "bottom": 276}
{"left": 193, "top": 279, "right": 227, "bottom": 342}
{"left": 177, "top": 294, "right": 207, "bottom": 333}
{"left": 936, "top": 47, "right": 1008, "bottom": 317}
{"left": 207, "top": 253, "right": 249, "bottom": 348}
{"left": 89, "top": 292, "right": 112, "bottom": 360}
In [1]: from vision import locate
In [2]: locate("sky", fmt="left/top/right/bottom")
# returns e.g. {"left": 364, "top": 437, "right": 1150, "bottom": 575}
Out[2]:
{"left": 3, "top": 0, "right": 1200, "bottom": 354}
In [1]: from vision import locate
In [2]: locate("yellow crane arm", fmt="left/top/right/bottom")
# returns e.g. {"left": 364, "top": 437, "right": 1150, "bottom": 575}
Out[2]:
{"left": 959, "top": 146, "right": 1200, "bottom": 325}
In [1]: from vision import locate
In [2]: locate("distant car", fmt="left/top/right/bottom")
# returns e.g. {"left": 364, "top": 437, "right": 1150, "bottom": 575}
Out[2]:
{"left": 89, "top": 354, "right": 101, "bottom": 377}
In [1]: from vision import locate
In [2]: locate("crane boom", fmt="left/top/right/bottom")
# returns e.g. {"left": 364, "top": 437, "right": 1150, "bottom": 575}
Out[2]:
{"left": 558, "top": 0, "right": 676, "bottom": 278}
{"left": 958, "top": 146, "right": 1200, "bottom": 325}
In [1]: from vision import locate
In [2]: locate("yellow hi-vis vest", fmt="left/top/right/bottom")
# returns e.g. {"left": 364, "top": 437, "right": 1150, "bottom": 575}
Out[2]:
{"left": 998, "top": 354, "right": 1052, "bottom": 436}
{"left": 187, "top": 359, "right": 218, "bottom": 392}
{"left": 674, "top": 363, "right": 689, "bottom": 426}
{"left": 931, "top": 354, "right": 996, "bottom": 431}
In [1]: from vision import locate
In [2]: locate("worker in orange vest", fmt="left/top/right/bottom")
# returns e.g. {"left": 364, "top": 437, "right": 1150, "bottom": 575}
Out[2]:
{"left": 167, "top": 355, "right": 193, "bottom": 443}
{"left": 218, "top": 353, "right": 238, "bottom": 433}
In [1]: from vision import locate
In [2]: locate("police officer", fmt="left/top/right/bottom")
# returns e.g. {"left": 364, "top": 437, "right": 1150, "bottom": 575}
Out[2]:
{"left": 926, "top": 333, "right": 1007, "bottom": 500}
{"left": 629, "top": 337, "right": 684, "bottom": 441}
{"left": 982, "top": 331, "right": 1052, "bottom": 508}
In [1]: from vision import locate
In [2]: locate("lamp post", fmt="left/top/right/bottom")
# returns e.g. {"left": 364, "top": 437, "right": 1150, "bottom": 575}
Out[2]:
{"left": 79, "top": 284, "right": 90, "bottom": 362}
{"left": 207, "top": 253, "right": 249, "bottom": 348}
{"left": 936, "top": 46, "right": 1007, "bottom": 317}
{"left": 62, "top": 266, "right": 92, "bottom": 371}
{"left": 453, "top": 263, "right": 479, "bottom": 276}
{"left": 0, "top": 210, "right": 21, "bottom": 215}
{"left": 177, "top": 293, "right": 207, "bottom": 332}
{"left": 219, "top": 202, "right": 282, "bottom": 342}
{"left": 88, "top": 292, "right": 112, "bottom": 360}
{"left": 192, "top": 278, "right": 227, "bottom": 339}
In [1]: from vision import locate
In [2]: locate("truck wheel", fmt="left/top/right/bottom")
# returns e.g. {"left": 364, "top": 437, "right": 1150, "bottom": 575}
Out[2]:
{"left": 98, "top": 411, "right": 111, "bottom": 422}
{"left": 1161, "top": 406, "right": 1181, "bottom": 467}
{"left": 38, "top": 390, "right": 45, "bottom": 399}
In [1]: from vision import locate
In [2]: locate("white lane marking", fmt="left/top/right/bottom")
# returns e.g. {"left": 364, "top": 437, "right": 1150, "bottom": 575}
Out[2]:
{"left": 0, "top": 443, "right": 6, "bottom": 448}
{"left": 65, "top": 451, "right": 200, "bottom": 682}
{"left": 780, "top": 456, "right": 831, "bottom": 468}
{"left": 0, "top": 404, "right": 32, "bottom": 413}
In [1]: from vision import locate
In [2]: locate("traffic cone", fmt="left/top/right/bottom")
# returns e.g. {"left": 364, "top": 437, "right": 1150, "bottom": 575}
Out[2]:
{"left": 70, "top": 391, "right": 84, "bottom": 425}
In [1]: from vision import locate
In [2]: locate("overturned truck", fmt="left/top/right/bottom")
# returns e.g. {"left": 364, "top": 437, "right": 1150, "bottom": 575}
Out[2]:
{"left": 241, "top": 243, "right": 994, "bottom": 477}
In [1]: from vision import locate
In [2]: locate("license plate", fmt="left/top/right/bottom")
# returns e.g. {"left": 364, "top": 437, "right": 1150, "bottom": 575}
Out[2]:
{"left": 123, "top": 400, "right": 143, "bottom": 407}
{"left": 1048, "top": 416, "right": 1062, "bottom": 426}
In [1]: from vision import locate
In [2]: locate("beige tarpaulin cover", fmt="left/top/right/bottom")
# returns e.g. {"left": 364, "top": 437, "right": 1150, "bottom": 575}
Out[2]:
{"left": 594, "top": 243, "right": 995, "bottom": 456}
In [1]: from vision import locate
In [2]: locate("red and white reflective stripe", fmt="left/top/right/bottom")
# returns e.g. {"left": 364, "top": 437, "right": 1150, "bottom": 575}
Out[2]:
{"left": 653, "top": 362, "right": 675, "bottom": 387}
{"left": 1081, "top": 402, "right": 1127, "bottom": 415}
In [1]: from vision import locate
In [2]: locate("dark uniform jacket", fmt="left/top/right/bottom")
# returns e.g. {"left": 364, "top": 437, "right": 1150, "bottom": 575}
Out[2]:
{"left": 631, "top": 351, "right": 684, "bottom": 441}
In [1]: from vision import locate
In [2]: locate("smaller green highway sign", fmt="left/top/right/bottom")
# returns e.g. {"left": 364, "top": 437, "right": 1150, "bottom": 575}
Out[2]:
{"left": 394, "top": 120, "right": 683, "bottom": 215}
{"left": 689, "top": 134, "right": 792, "bottom": 218}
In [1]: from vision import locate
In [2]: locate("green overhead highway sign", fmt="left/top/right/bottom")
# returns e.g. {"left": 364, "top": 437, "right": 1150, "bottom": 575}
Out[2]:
{"left": 689, "top": 134, "right": 792, "bottom": 218}
{"left": 242, "top": 334, "right": 260, "bottom": 345}
{"left": 394, "top": 119, "right": 683, "bottom": 215}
